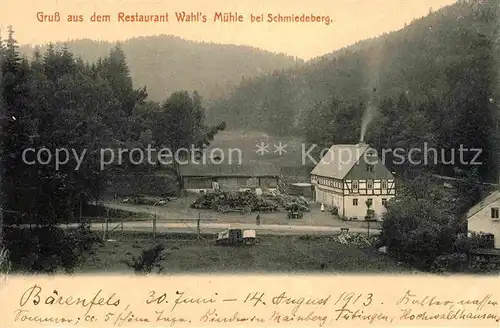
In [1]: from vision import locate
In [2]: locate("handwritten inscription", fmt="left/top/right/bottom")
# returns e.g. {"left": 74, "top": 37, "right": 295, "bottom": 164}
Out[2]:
{"left": 14, "top": 309, "right": 75, "bottom": 324}
{"left": 396, "top": 290, "right": 499, "bottom": 322}
{"left": 200, "top": 309, "right": 265, "bottom": 323}
{"left": 20, "top": 284, "right": 120, "bottom": 316}
{"left": 146, "top": 290, "right": 218, "bottom": 311}
{"left": 9, "top": 285, "right": 500, "bottom": 326}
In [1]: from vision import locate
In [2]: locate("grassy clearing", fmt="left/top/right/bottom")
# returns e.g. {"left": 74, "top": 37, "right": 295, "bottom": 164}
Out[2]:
{"left": 76, "top": 232, "right": 413, "bottom": 274}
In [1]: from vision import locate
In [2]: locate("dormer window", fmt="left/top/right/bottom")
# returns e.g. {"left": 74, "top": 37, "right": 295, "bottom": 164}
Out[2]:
{"left": 491, "top": 207, "right": 499, "bottom": 219}
{"left": 367, "top": 180, "right": 373, "bottom": 189}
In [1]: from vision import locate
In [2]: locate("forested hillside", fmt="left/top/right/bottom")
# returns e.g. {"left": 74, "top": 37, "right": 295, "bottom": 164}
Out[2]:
{"left": 18, "top": 35, "right": 302, "bottom": 103}
{"left": 0, "top": 27, "right": 228, "bottom": 271}
{"left": 209, "top": 0, "right": 499, "bottom": 181}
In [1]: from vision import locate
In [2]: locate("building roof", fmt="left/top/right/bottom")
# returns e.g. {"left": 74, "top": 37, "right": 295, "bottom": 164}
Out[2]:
{"left": 178, "top": 162, "right": 280, "bottom": 177}
{"left": 310, "top": 143, "right": 370, "bottom": 179}
{"left": 466, "top": 190, "right": 500, "bottom": 219}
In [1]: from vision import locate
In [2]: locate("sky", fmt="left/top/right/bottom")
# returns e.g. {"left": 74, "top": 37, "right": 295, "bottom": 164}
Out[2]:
{"left": 2, "top": 0, "right": 458, "bottom": 60}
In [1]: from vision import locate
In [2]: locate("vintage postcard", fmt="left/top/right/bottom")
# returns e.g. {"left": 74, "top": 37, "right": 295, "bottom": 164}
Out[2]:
{"left": 0, "top": 0, "right": 499, "bottom": 327}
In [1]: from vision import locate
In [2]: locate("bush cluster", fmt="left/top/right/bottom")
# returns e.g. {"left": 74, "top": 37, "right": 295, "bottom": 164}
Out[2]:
{"left": 124, "top": 244, "right": 167, "bottom": 274}
{"left": 4, "top": 225, "right": 103, "bottom": 273}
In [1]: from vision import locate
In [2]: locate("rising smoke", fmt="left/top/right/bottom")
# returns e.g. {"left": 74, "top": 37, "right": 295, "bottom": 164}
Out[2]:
{"left": 359, "top": 44, "right": 383, "bottom": 143}
{"left": 360, "top": 100, "right": 377, "bottom": 143}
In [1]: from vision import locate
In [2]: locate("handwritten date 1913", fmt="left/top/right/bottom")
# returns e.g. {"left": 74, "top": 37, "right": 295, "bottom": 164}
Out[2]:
{"left": 334, "top": 292, "right": 373, "bottom": 309}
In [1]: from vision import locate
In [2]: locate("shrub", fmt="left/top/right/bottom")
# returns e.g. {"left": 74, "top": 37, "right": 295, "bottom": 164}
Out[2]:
{"left": 379, "top": 194, "right": 458, "bottom": 271}
{"left": 5, "top": 225, "right": 103, "bottom": 273}
{"left": 124, "top": 244, "right": 167, "bottom": 274}
{"left": 71, "top": 222, "right": 104, "bottom": 254}
{"left": 469, "top": 255, "right": 500, "bottom": 273}
{"left": 452, "top": 235, "right": 478, "bottom": 254}
{"left": 452, "top": 234, "right": 500, "bottom": 273}
{"left": 431, "top": 253, "right": 468, "bottom": 273}
{"left": 0, "top": 247, "right": 11, "bottom": 274}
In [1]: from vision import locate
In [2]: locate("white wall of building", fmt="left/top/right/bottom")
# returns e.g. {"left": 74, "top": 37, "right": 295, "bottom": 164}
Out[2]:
{"left": 468, "top": 201, "right": 500, "bottom": 249}
{"left": 312, "top": 179, "right": 394, "bottom": 221}
{"left": 343, "top": 195, "right": 394, "bottom": 220}
{"left": 315, "top": 188, "right": 344, "bottom": 214}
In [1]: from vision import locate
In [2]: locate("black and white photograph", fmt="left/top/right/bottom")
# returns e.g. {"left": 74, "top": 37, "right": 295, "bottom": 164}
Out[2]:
{"left": 0, "top": 0, "right": 499, "bottom": 278}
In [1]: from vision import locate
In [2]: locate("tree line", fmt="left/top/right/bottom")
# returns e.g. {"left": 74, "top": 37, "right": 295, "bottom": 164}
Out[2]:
{"left": 19, "top": 36, "right": 301, "bottom": 103}
{"left": 0, "top": 27, "right": 225, "bottom": 272}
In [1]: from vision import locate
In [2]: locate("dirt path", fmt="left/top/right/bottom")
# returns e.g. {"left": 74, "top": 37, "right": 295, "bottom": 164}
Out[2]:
{"left": 104, "top": 201, "right": 383, "bottom": 229}
{"left": 81, "top": 221, "right": 381, "bottom": 236}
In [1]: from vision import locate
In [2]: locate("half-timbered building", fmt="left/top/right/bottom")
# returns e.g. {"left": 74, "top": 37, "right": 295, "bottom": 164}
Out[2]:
{"left": 310, "top": 142, "right": 396, "bottom": 220}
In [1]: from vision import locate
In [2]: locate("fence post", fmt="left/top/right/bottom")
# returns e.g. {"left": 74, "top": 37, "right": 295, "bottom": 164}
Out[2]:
{"left": 367, "top": 220, "right": 370, "bottom": 238}
{"left": 197, "top": 212, "right": 201, "bottom": 241}
{"left": 105, "top": 216, "right": 109, "bottom": 240}
{"left": 153, "top": 211, "right": 157, "bottom": 242}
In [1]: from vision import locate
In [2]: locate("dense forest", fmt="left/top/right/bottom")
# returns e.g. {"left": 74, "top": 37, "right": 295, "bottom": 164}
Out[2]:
{"left": 0, "top": 28, "right": 225, "bottom": 271}
{"left": 209, "top": 0, "right": 500, "bottom": 181}
{"left": 18, "top": 35, "right": 302, "bottom": 103}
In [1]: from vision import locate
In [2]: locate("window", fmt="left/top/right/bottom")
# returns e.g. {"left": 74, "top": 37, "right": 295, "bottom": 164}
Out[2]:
{"left": 366, "top": 164, "right": 374, "bottom": 172}
{"left": 353, "top": 199, "right": 358, "bottom": 206}
{"left": 367, "top": 180, "right": 373, "bottom": 189}
{"left": 381, "top": 180, "right": 388, "bottom": 189}
{"left": 491, "top": 207, "right": 499, "bottom": 219}
{"left": 382, "top": 198, "right": 388, "bottom": 206}
{"left": 352, "top": 181, "right": 359, "bottom": 190}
